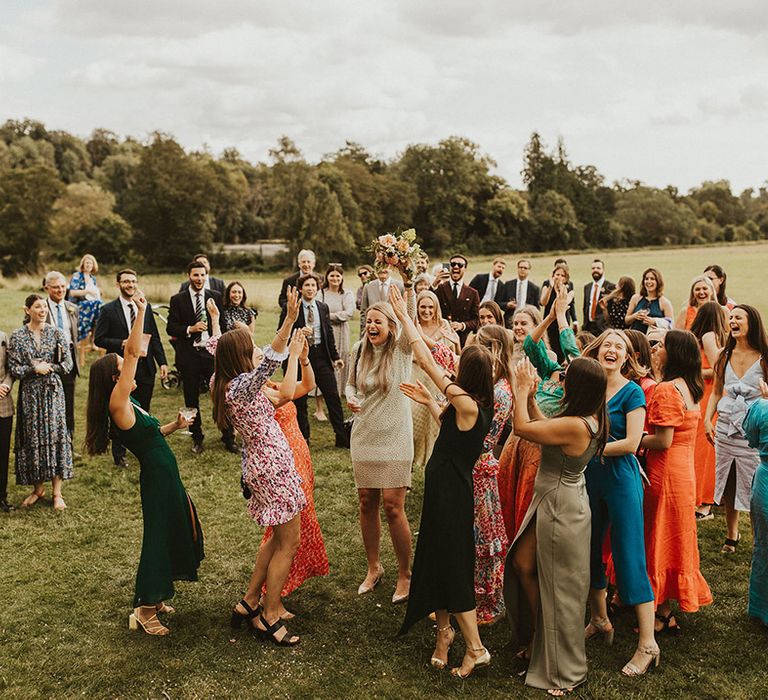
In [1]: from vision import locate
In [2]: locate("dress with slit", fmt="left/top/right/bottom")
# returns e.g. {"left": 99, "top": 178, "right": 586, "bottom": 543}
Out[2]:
{"left": 504, "top": 419, "right": 599, "bottom": 691}
{"left": 115, "top": 399, "right": 204, "bottom": 607}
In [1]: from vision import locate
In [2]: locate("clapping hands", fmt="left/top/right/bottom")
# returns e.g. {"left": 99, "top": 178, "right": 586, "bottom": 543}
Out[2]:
{"left": 513, "top": 358, "right": 539, "bottom": 399}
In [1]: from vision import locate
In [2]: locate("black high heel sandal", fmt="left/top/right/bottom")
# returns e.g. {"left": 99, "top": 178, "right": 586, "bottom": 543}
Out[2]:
{"left": 255, "top": 614, "right": 300, "bottom": 646}
{"left": 230, "top": 599, "right": 261, "bottom": 629}
{"left": 655, "top": 611, "right": 681, "bottom": 635}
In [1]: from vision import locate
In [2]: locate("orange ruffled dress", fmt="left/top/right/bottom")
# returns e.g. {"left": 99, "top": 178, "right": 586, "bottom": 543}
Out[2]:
{"left": 261, "top": 402, "right": 330, "bottom": 597}
{"left": 497, "top": 435, "right": 542, "bottom": 543}
{"left": 644, "top": 382, "right": 713, "bottom": 611}
{"left": 694, "top": 348, "right": 717, "bottom": 506}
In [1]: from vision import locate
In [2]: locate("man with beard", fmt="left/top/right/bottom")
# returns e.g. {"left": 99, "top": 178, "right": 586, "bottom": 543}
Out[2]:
{"left": 582, "top": 259, "right": 615, "bottom": 335}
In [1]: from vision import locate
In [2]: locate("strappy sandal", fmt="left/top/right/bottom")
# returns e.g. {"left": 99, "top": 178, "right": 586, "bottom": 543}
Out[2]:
{"left": 621, "top": 645, "right": 660, "bottom": 676}
{"left": 156, "top": 602, "right": 175, "bottom": 615}
{"left": 21, "top": 489, "right": 45, "bottom": 508}
{"left": 53, "top": 495, "right": 67, "bottom": 511}
{"left": 230, "top": 599, "right": 261, "bottom": 629}
{"left": 129, "top": 606, "right": 169, "bottom": 636}
{"left": 430, "top": 625, "right": 455, "bottom": 669}
{"left": 584, "top": 617, "right": 614, "bottom": 645}
{"left": 255, "top": 614, "right": 300, "bottom": 647}
{"left": 450, "top": 646, "right": 491, "bottom": 679}
{"left": 721, "top": 535, "right": 740, "bottom": 554}
{"left": 547, "top": 688, "right": 574, "bottom": 696}
{"left": 258, "top": 596, "right": 294, "bottom": 621}
{"left": 655, "top": 611, "right": 681, "bottom": 634}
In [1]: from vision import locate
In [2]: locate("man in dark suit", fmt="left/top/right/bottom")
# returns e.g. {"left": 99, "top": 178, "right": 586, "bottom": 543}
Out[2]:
{"left": 434, "top": 254, "right": 480, "bottom": 347}
{"left": 469, "top": 257, "right": 507, "bottom": 307}
{"left": 95, "top": 268, "right": 169, "bottom": 467}
{"left": 178, "top": 253, "right": 225, "bottom": 295}
{"left": 167, "top": 260, "right": 231, "bottom": 454}
{"left": 43, "top": 271, "right": 79, "bottom": 436}
{"left": 582, "top": 258, "right": 615, "bottom": 335}
{"left": 278, "top": 249, "right": 316, "bottom": 310}
{"left": 278, "top": 273, "right": 348, "bottom": 447}
{"left": 500, "top": 258, "right": 540, "bottom": 327}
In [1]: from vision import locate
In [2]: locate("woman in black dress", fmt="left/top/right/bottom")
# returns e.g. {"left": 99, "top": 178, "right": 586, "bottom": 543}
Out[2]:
{"left": 391, "top": 286, "right": 495, "bottom": 679}
{"left": 599, "top": 276, "right": 635, "bottom": 329}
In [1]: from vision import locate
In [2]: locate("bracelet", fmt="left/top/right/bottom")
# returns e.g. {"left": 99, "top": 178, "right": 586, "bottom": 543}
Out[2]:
{"left": 409, "top": 338, "right": 421, "bottom": 345}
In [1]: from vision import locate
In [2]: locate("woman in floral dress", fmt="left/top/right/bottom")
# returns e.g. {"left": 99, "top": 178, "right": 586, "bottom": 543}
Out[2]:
{"left": 221, "top": 281, "right": 257, "bottom": 332}
{"left": 68, "top": 254, "right": 103, "bottom": 365}
{"left": 8, "top": 294, "right": 73, "bottom": 510}
{"left": 209, "top": 289, "right": 307, "bottom": 646}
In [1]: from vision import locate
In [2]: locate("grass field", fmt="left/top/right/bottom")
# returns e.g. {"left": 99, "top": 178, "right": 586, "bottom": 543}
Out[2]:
{"left": 0, "top": 242, "right": 767, "bottom": 699}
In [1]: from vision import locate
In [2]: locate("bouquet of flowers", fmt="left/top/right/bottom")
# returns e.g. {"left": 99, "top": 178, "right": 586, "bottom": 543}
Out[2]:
{"left": 368, "top": 228, "right": 422, "bottom": 281}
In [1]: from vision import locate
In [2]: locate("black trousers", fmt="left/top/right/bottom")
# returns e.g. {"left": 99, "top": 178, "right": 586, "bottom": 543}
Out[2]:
{"left": 295, "top": 345, "right": 346, "bottom": 444}
{"left": 111, "top": 382, "right": 154, "bottom": 464}
{"left": 0, "top": 415, "right": 11, "bottom": 499}
{"left": 62, "top": 372, "right": 76, "bottom": 434}
{"left": 179, "top": 349, "right": 233, "bottom": 446}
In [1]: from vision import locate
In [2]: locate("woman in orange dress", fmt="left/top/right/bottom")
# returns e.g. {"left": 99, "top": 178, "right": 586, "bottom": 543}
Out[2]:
{"left": 689, "top": 302, "right": 728, "bottom": 520}
{"left": 675, "top": 276, "right": 716, "bottom": 330}
{"left": 641, "top": 330, "right": 713, "bottom": 632}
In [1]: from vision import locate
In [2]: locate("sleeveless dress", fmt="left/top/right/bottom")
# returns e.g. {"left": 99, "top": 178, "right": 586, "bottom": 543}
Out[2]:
{"left": 115, "top": 399, "right": 204, "bottom": 607}
{"left": 585, "top": 381, "right": 653, "bottom": 605}
{"left": 694, "top": 347, "right": 716, "bottom": 506}
{"left": 504, "top": 420, "right": 599, "bottom": 691}
{"left": 644, "top": 383, "right": 712, "bottom": 611}
{"left": 261, "top": 402, "right": 330, "bottom": 596}
{"left": 714, "top": 359, "right": 763, "bottom": 511}
{"left": 630, "top": 297, "right": 664, "bottom": 333}
{"left": 399, "top": 404, "right": 492, "bottom": 634}
{"left": 744, "top": 399, "right": 768, "bottom": 624}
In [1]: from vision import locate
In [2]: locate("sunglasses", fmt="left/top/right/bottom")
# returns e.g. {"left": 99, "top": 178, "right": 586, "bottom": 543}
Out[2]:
{"left": 358, "top": 271, "right": 369, "bottom": 277}
{"left": 648, "top": 339, "right": 662, "bottom": 347}
{"left": 449, "top": 262, "right": 466, "bottom": 268}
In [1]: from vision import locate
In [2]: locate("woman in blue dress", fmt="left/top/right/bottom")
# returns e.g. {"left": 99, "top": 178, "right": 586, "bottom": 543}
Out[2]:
{"left": 582, "top": 329, "right": 659, "bottom": 676}
{"left": 625, "top": 268, "right": 674, "bottom": 334}
{"left": 68, "top": 254, "right": 103, "bottom": 365}
{"left": 745, "top": 391, "right": 768, "bottom": 625}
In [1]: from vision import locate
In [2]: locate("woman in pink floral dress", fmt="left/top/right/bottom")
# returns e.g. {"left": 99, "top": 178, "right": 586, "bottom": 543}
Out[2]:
{"left": 209, "top": 290, "right": 307, "bottom": 646}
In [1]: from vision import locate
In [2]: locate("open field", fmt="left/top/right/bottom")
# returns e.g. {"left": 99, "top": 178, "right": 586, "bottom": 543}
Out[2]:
{"left": 1, "top": 242, "right": 767, "bottom": 699}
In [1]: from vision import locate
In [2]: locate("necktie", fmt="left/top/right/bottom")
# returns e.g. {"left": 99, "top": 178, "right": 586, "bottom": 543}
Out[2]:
{"left": 306, "top": 304, "right": 316, "bottom": 346}
{"left": 195, "top": 293, "right": 204, "bottom": 323}
{"left": 380, "top": 281, "right": 385, "bottom": 298}
{"left": 56, "top": 303, "right": 64, "bottom": 331}
{"left": 129, "top": 302, "right": 136, "bottom": 328}
{"left": 453, "top": 282, "right": 460, "bottom": 299}
{"left": 590, "top": 285, "right": 599, "bottom": 321}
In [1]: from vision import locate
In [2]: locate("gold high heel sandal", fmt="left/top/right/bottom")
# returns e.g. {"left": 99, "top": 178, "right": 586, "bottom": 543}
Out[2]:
{"left": 128, "top": 607, "right": 170, "bottom": 636}
{"left": 584, "top": 616, "right": 614, "bottom": 645}
{"left": 430, "top": 625, "right": 455, "bottom": 669}
{"left": 450, "top": 646, "right": 491, "bottom": 678}
{"left": 621, "top": 645, "right": 660, "bottom": 676}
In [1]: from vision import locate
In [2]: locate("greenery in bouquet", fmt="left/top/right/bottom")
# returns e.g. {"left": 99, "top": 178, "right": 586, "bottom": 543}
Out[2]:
{"left": 368, "top": 228, "right": 422, "bottom": 280}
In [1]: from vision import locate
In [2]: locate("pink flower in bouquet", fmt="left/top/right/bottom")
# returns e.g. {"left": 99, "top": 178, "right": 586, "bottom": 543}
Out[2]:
{"left": 396, "top": 239, "right": 410, "bottom": 253}
{"left": 379, "top": 234, "right": 397, "bottom": 247}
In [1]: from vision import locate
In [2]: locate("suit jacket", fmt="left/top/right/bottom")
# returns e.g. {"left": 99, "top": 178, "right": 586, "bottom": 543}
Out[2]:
{"left": 179, "top": 276, "right": 226, "bottom": 295}
{"left": 0, "top": 331, "right": 14, "bottom": 418}
{"left": 500, "top": 278, "right": 541, "bottom": 326}
{"left": 278, "top": 299, "right": 340, "bottom": 366}
{"left": 359, "top": 279, "right": 405, "bottom": 335}
{"left": 582, "top": 280, "right": 616, "bottom": 333}
{"left": 435, "top": 281, "right": 480, "bottom": 346}
{"left": 166, "top": 288, "right": 223, "bottom": 365}
{"left": 43, "top": 299, "right": 80, "bottom": 376}
{"left": 278, "top": 272, "right": 301, "bottom": 310}
{"left": 469, "top": 273, "right": 506, "bottom": 305}
{"left": 94, "top": 298, "right": 168, "bottom": 384}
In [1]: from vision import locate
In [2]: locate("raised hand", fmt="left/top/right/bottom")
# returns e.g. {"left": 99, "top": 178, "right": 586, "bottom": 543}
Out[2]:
{"left": 299, "top": 335, "right": 310, "bottom": 363}
{"left": 554, "top": 283, "right": 570, "bottom": 315}
{"left": 206, "top": 298, "right": 219, "bottom": 318}
{"left": 399, "top": 380, "right": 433, "bottom": 406}
{"left": 285, "top": 286, "right": 300, "bottom": 325}
{"left": 288, "top": 328, "right": 304, "bottom": 357}
{"left": 513, "top": 358, "right": 538, "bottom": 398}
{"left": 133, "top": 292, "right": 147, "bottom": 312}
{"left": 389, "top": 284, "right": 408, "bottom": 319}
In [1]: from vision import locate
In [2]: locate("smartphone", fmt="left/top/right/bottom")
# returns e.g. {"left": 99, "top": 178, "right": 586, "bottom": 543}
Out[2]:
{"left": 442, "top": 263, "right": 450, "bottom": 271}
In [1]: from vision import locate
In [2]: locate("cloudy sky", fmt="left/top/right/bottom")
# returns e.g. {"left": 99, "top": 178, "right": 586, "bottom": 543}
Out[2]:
{"left": 2, "top": 1, "right": 767, "bottom": 192}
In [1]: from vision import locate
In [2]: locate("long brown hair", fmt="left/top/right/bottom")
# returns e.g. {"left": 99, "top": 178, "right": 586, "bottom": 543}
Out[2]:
{"left": 85, "top": 353, "right": 120, "bottom": 455}
{"left": 704, "top": 264, "right": 729, "bottom": 306}
{"left": 450, "top": 344, "right": 494, "bottom": 415}
{"left": 624, "top": 329, "right": 653, "bottom": 378}
{"left": 211, "top": 328, "right": 256, "bottom": 431}
{"left": 558, "top": 356, "right": 609, "bottom": 457}
{"left": 689, "top": 300, "right": 728, "bottom": 349}
{"left": 476, "top": 324, "right": 514, "bottom": 386}
{"left": 713, "top": 304, "right": 768, "bottom": 393}
{"left": 640, "top": 268, "right": 664, "bottom": 298}
{"left": 605, "top": 276, "right": 636, "bottom": 304}
{"left": 479, "top": 300, "right": 504, "bottom": 326}
{"left": 357, "top": 302, "right": 399, "bottom": 394}
{"left": 662, "top": 330, "right": 704, "bottom": 403}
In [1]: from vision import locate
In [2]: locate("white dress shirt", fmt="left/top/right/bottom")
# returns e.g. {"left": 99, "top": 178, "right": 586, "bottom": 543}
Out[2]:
{"left": 516, "top": 278, "right": 528, "bottom": 305}
{"left": 120, "top": 297, "right": 137, "bottom": 332}
{"left": 188, "top": 286, "right": 209, "bottom": 344}
{"left": 482, "top": 275, "right": 500, "bottom": 303}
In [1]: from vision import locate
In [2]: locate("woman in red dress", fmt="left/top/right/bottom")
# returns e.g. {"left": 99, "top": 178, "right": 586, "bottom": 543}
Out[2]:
{"left": 689, "top": 302, "right": 729, "bottom": 520}
{"left": 640, "top": 330, "right": 713, "bottom": 632}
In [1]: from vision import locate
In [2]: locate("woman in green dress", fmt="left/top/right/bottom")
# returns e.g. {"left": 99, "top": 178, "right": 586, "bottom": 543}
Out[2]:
{"left": 85, "top": 293, "right": 203, "bottom": 636}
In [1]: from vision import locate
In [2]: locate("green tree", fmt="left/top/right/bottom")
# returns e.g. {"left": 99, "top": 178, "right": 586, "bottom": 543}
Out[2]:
{"left": 70, "top": 213, "right": 133, "bottom": 264}
{"left": 50, "top": 182, "right": 116, "bottom": 254}
{"left": 614, "top": 186, "right": 697, "bottom": 246}
{"left": 0, "top": 166, "right": 63, "bottom": 274}
{"left": 532, "top": 190, "right": 581, "bottom": 251}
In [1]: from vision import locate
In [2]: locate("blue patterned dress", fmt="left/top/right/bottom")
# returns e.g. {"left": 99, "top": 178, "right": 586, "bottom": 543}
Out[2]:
{"left": 745, "top": 399, "right": 768, "bottom": 624}
{"left": 68, "top": 271, "right": 102, "bottom": 341}
{"left": 8, "top": 325, "right": 73, "bottom": 484}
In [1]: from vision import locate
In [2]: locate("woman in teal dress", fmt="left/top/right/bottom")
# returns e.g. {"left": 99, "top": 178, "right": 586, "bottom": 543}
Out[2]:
{"left": 582, "top": 330, "right": 659, "bottom": 677}
{"left": 745, "top": 395, "right": 768, "bottom": 625}
{"left": 625, "top": 268, "right": 674, "bottom": 333}
{"left": 85, "top": 293, "right": 203, "bottom": 636}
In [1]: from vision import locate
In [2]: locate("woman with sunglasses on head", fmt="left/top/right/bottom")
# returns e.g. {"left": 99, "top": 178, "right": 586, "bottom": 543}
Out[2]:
{"left": 640, "top": 330, "right": 713, "bottom": 633}
{"left": 689, "top": 302, "right": 729, "bottom": 520}
{"left": 581, "top": 330, "right": 658, "bottom": 677}
{"left": 674, "top": 276, "right": 716, "bottom": 331}
{"left": 84, "top": 292, "right": 203, "bottom": 635}
{"left": 320, "top": 264, "right": 356, "bottom": 396}
{"left": 705, "top": 305, "right": 768, "bottom": 554}
{"left": 626, "top": 268, "right": 674, "bottom": 333}
{"left": 505, "top": 356, "right": 608, "bottom": 696}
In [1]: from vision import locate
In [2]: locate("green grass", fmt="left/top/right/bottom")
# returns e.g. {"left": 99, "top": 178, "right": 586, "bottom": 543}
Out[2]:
{"left": 1, "top": 242, "right": 767, "bottom": 699}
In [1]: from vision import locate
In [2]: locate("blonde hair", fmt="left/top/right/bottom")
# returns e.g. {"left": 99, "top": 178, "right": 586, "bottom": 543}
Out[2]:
{"left": 581, "top": 329, "right": 647, "bottom": 379}
{"left": 356, "top": 302, "right": 400, "bottom": 394}
{"left": 476, "top": 325, "right": 514, "bottom": 386}
{"left": 687, "top": 275, "right": 716, "bottom": 308}
{"left": 416, "top": 290, "right": 444, "bottom": 326}
{"left": 79, "top": 254, "right": 99, "bottom": 273}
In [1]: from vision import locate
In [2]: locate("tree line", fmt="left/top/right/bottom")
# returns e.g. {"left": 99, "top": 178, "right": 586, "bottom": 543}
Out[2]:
{"left": 0, "top": 118, "right": 766, "bottom": 276}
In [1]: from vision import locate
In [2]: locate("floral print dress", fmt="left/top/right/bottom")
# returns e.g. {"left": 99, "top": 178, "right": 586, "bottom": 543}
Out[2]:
{"left": 68, "top": 271, "right": 102, "bottom": 341}
{"left": 473, "top": 378, "right": 513, "bottom": 623}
